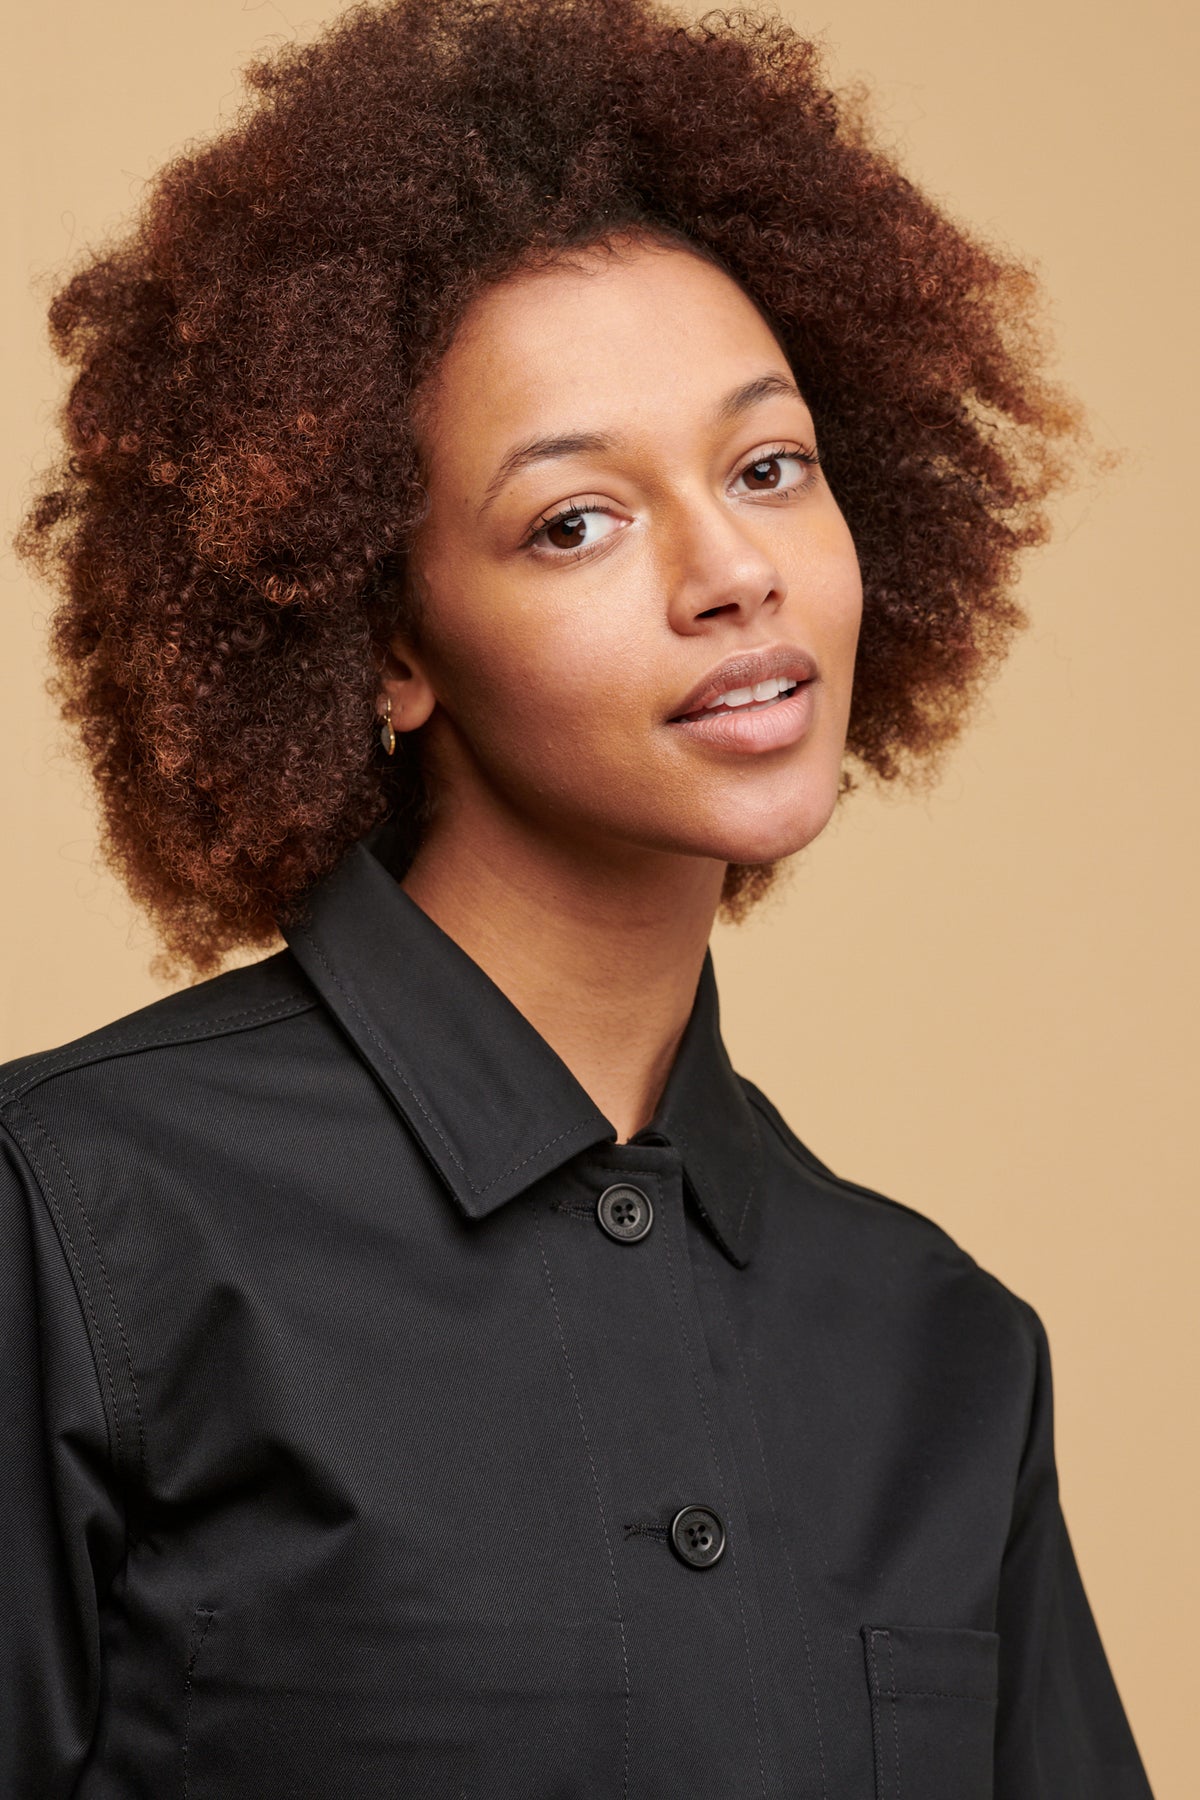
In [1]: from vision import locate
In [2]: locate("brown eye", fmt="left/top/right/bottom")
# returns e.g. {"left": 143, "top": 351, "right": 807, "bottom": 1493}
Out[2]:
{"left": 527, "top": 503, "right": 622, "bottom": 560}
{"left": 732, "top": 447, "right": 819, "bottom": 500}
{"left": 545, "top": 511, "right": 588, "bottom": 550}
{"left": 743, "top": 456, "right": 784, "bottom": 491}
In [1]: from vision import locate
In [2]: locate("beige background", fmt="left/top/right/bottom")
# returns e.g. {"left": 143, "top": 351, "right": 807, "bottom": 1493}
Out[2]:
{"left": 3, "top": 2, "right": 1195, "bottom": 1790}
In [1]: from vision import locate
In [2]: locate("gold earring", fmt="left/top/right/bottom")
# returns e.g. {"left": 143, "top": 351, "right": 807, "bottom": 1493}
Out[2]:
{"left": 379, "top": 693, "right": 397, "bottom": 756}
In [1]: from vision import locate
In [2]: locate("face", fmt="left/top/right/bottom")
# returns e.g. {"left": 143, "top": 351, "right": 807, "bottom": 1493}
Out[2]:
{"left": 387, "top": 235, "right": 862, "bottom": 879}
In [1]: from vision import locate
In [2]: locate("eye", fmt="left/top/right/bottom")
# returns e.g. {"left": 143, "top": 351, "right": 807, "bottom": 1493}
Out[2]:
{"left": 524, "top": 502, "right": 623, "bottom": 561}
{"left": 522, "top": 443, "right": 820, "bottom": 564}
{"left": 731, "top": 444, "right": 821, "bottom": 498}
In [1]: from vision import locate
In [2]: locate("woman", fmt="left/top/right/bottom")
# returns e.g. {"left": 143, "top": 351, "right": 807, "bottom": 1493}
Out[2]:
{"left": 2, "top": 0, "right": 1154, "bottom": 1794}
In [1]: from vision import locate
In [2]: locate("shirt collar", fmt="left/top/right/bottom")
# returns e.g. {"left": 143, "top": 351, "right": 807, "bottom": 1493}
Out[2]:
{"left": 279, "top": 820, "right": 763, "bottom": 1267}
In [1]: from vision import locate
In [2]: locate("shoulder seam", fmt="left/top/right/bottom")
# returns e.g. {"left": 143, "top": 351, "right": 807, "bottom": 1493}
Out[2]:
{"left": 972, "top": 1266, "right": 1041, "bottom": 1342}
{"left": 0, "top": 993, "right": 317, "bottom": 1113}
{"left": 738, "top": 1078, "right": 837, "bottom": 1179}
{"left": 741, "top": 1079, "right": 965, "bottom": 1252}
{"left": 1, "top": 1108, "right": 135, "bottom": 1543}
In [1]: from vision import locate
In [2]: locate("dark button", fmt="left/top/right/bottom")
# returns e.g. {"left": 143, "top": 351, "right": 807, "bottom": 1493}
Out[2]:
{"left": 595, "top": 1182, "right": 654, "bottom": 1243}
{"left": 670, "top": 1504, "right": 726, "bottom": 1569}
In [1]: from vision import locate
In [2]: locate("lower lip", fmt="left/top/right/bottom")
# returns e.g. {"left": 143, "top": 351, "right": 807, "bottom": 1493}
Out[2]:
{"left": 667, "top": 681, "right": 817, "bottom": 753}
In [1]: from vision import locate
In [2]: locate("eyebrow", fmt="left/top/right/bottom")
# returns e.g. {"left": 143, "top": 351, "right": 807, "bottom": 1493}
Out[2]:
{"left": 475, "top": 371, "right": 806, "bottom": 517}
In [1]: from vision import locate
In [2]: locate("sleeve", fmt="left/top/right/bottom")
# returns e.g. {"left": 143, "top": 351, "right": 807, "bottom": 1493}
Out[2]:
{"left": 0, "top": 1118, "right": 127, "bottom": 1798}
{"left": 994, "top": 1296, "right": 1156, "bottom": 1797}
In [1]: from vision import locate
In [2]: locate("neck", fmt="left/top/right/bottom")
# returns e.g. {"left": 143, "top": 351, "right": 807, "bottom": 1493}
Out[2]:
{"left": 401, "top": 813, "right": 726, "bottom": 1143}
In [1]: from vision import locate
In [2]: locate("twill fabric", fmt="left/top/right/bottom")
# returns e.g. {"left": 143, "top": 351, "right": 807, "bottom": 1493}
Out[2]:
{"left": 0, "top": 819, "right": 1154, "bottom": 1798}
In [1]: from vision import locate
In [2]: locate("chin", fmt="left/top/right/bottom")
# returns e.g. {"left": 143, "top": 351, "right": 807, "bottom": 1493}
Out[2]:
{"left": 696, "top": 784, "right": 841, "bottom": 866}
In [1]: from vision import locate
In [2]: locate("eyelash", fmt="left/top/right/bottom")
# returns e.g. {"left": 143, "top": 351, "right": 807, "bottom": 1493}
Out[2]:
{"left": 522, "top": 442, "right": 822, "bottom": 562}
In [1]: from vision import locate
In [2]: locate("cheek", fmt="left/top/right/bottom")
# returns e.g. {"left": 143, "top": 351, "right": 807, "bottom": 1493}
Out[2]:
{"left": 833, "top": 577, "right": 864, "bottom": 687}
{"left": 429, "top": 587, "right": 649, "bottom": 785}
{"left": 803, "top": 527, "right": 863, "bottom": 688}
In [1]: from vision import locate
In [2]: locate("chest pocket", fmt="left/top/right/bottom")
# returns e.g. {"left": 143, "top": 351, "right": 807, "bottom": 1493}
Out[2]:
{"left": 861, "top": 1622, "right": 999, "bottom": 1800}
{"left": 180, "top": 1597, "right": 630, "bottom": 1799}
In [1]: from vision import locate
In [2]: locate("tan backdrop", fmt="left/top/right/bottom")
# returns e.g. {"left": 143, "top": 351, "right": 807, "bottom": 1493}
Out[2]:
{"left": 3, "top": 2, "right": 1195, "bottom": 1791}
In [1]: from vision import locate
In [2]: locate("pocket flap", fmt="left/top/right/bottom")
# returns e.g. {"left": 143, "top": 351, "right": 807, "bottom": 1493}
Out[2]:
{"left": 861, "top": 1624, "right": 1000, "bottom": 1800}
{"left": 862, "top": 1622, "right": 998, "bottom": 1705}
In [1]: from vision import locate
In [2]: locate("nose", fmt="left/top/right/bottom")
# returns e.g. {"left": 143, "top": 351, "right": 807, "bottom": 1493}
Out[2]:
{"left": 662, "top": 487, "right": 787, "bottom": 634}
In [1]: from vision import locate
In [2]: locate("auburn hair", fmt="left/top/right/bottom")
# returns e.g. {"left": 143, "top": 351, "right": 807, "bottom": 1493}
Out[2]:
{"left": 15, "top": 0, "right": 1092, "bottom": 978}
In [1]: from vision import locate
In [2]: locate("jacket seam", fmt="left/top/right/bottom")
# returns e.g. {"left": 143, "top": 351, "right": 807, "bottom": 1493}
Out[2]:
{"left": 709, "top": 1273, "right": 829, "bottom": 1798}
{"left": 25, "top": 1100, "right": 146, "bottom": 1490}
{"left": 0, "top": 994, "right": 317, "bottom": 1112}
{"left": 863, "top": 1626, "right": 902, "bottom": 1800}
{"left": 533, "top": 1214, "right": 631, "bottom": 1799}
{"left": 659, "top": 1199, "right": 769, "bottom": 1800}
{"left": 740, "top": 1080, "right": 836, "bottom": 1175}
{"left": 883, "top": 1629, "right": 902, "bottom": 1797}
{"left": 2, "top": 1106, "right": 133, "bottom": 1552}
{"left": 182, "top": 1605, "right": 217, "bottom": 1796}
{"left": 742, "top": 1083, "right": 964, "bottom": 1250}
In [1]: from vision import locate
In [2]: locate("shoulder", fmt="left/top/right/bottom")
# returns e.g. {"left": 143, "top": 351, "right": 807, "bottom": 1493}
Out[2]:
{"left": 0, "top": 954, "right": 324, "bottom": 1414}
{"left": 739, "top": 1073, "right": 1043, "bottom": 1365}
{"left": 0, "top": 955, "right": 322, "bottom": 1496}
{"left": 0, "top": 950, "right": 319, "bottom": 1130}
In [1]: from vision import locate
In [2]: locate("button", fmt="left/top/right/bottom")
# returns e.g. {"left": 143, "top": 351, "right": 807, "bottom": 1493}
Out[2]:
{"left": 670, "top": 1504, "right": 726, "bottom": 1569}
{"left": 596, "top": 1183, "right": 654, "bottom": 1243}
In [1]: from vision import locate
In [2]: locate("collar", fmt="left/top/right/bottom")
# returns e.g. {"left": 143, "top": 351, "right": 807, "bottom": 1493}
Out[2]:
{"left": 279, "top": 820, "right": 763, "bottom": 1267}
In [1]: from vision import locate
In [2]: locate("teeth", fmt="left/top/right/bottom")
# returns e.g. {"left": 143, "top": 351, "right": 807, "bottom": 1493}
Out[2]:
{"left": 703, "top": 675, "right": 798, "bottom": 711}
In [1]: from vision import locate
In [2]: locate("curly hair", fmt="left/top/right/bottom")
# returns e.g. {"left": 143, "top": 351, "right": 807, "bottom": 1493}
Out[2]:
{"left": 14, "top": 0, "right": 1090, "bottom": 980}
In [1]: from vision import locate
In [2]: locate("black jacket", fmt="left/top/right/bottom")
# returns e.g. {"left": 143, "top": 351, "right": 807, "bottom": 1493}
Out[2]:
{"left": 0, "top": 819, "right": 1154, "bottom": 1798}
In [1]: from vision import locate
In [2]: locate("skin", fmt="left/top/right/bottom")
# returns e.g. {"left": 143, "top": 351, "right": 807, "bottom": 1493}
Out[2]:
{"left": 381, "top": 232, "right": 863, "bottom": 1141}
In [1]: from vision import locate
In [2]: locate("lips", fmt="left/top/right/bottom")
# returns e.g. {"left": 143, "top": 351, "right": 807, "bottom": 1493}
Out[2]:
{"left": 667, "top": 645, "right": 819, "bottom": 723}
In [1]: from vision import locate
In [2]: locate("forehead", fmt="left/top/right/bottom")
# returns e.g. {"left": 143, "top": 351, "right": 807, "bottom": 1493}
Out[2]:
{"left": 416, "top": 242, "right": 797, "bottom": 477}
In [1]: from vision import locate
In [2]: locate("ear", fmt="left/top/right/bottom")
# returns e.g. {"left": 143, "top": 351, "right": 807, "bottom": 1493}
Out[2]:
{"left": 377, "top": 632, "right": 438, "bottom": 733}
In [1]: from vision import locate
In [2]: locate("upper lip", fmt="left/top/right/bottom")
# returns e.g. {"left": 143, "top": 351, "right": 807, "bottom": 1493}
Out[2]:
{"left": 667, "top": 644, "right": 819, "bottom": 721}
